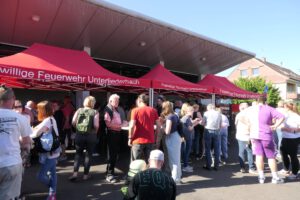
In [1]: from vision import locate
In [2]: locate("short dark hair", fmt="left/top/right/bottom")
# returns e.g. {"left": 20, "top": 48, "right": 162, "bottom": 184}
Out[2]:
{"left": 0, "top": 85, "right": 14, "bottom": 101}
{"left": 138, "top": 93, "right": 149, "bottom": 105}
{"left": 257, "top": 95, "right": 267, "bottom": 104}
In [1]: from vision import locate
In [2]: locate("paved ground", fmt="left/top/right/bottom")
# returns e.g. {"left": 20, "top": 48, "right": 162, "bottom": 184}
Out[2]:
{"left": 22, "top": 140, "right": 300, "bottom": 200}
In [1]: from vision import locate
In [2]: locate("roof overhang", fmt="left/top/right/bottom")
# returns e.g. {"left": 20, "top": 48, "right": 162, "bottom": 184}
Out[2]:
{"left": 0, "top": 0, "right": 255, "bottom": 76}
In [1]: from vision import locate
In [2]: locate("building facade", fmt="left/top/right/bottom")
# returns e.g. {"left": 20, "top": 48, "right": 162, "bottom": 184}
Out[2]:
{"left": 228, "top": 58, "right": 300, "bottom": 101}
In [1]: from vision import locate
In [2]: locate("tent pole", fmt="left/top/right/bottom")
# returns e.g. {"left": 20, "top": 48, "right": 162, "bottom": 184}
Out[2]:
{"left": 212, "top": 93, "right": 216, "bottom": 106}
{"left": 149, "top": 88, "right": 154, "bottom": 107}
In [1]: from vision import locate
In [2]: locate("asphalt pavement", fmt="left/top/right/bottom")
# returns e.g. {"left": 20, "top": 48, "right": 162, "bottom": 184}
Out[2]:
{"left": 21, "top": 139, "right": 300, "bottom": 200}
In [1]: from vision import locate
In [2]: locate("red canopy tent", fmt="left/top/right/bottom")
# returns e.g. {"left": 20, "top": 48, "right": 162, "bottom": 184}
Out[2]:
{"left": 140, "top": 64, "right": 213, "bottom": 96}
{"left": 0, "top": 43, "right": 150, "bottom": 91}
{"left": 197, "top": 74, "right": 260, "bottom": 99}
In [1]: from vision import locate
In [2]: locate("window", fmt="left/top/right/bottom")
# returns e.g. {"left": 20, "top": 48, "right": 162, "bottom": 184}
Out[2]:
{"left": 240, "top": 69, "right": 248, "bottom": 77}
{"left": 252, "top": 68, "right": 259, "bottom": 76}
{"left": 287, "top": 83, "right": 296, "bottom": 93}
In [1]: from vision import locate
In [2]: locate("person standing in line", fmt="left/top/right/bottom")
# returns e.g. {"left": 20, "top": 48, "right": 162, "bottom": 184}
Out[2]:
{"left": 13, "top": 100, "right": 32, "bottom": 168}
{"left": 61, "top": 96, "right": 75, "bottom": 149}
{"left": 192, "top": 103, "right": 203, "bottom": 160}
{"left": 0, "top": 85, "right": 32, "bottom": 200}
{"left": 244, "top": 96, "right": 285, "bottom": 184}
{"left": 160, "top": 101, "right": 182, "bottom": 184}
{"left": 69, "top": 96, "right": 99, "bottom": 182}
{"left": 235, "top": 103, "right": 256, "bottom": 174}
{"left": 202, "top": 104, "right": 222, "bottom": 171}
{"left": 181, "top": 105, "right": 201, "bottom": 173}
{"left": 217, "top": 107, "right": 230, "bottom": 164}
{"left": 25, "top": 100, "right": 37, "bottom": 125}
{"left": 128, "top": 94, "right": 160, "bottom": 163}
{"left": 52, "top": 100, "right": 66, "bottom": 161}
{"left": 275, "top": 100, "right": 287, "bottom": 158}
{"left": 31, "top": 101, "right": 60, "bottom": 200}
{"left": 104, "top": 94, "right": 123, "bottom": 183}
{"left": 280, "top": 102, "right": 300, "bottom": 180}
{"left": 128, "top": 150, "right": 177, "bottom": 200}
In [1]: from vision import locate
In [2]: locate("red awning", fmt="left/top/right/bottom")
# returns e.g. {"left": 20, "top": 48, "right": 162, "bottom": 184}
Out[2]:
{"left": 197, "top": 74, "right": 260, "bottom": 99}
{"left": 0, "top": 43, "right": 150, "bottom": 91}
{"left": 141, "top": 64, "right": 213, "bottom": 95}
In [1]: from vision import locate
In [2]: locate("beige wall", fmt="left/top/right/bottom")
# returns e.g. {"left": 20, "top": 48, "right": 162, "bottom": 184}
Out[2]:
{"left": 227, "top": 58, "right": 300, "bottom": 100}
{"left": 228, "top": 58, "right": 287, "bottom": 84}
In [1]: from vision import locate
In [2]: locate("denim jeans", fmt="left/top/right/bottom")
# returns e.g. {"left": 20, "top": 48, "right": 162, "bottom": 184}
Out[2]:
{"left": 237, "top": 140, "right": 255, "bottom": 170}
{"left": 204, "top": 129, "right": 220, "bottom": 168}
{"left": 37, "top": 157, "right": 57, "bottom": 194}
{"left": 182, "top": 138, "right": 192, "bottom": 167}
{"left": 219, "top": 127, "right": 228, "bottom": 160}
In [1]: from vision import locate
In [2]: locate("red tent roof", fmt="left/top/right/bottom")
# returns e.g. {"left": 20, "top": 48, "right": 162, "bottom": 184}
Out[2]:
{"left": 0, "top": 43, "right": 150, "bottom": 90}
{"left": 197, "top": 74, "right": 260, "bottom": 99}
{"left": 141, "top": 64, "right": 213, "bottom": 94}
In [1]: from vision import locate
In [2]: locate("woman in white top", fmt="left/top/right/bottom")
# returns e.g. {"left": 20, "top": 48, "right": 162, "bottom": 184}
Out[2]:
{"left": 280, "top": 102, "right": 300, "bottom": 180}
{"left": 31, "top": 101, "right": 60, "bottom": 200}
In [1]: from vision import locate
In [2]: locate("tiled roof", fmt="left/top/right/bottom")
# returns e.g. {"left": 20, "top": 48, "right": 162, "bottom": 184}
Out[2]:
{"left": 257, "top": 58, "right": 300, "bottom": 81}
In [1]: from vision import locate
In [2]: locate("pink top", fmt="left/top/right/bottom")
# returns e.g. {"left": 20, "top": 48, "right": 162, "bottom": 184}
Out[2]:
{"left": 62, "top": 104, "right": 74, "bottom": 129}
{"left": 104, "top": 110, "right": 122, "bottom": 132}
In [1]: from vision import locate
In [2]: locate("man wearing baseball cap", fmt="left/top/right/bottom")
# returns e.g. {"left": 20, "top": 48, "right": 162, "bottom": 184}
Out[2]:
{"left": 128, "top": 150, "right": 176, "bottom": 200}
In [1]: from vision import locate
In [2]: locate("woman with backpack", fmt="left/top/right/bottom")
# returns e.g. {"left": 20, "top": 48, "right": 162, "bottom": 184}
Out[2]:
{"left": 69, "top": 96, "right": 99, "bottom": 181}
{"left": 31, "top": 101, "right": 60, "bottom": 200}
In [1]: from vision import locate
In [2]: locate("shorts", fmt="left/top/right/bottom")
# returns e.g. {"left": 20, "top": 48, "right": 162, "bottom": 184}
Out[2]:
{"left": 251, "top": 139, "right": 276, "bottom": 159}
{"left": 0, "top": 164, "right": 23, "bottom": 200}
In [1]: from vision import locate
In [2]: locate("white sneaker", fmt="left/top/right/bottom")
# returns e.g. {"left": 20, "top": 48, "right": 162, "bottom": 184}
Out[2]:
{"left": 249, "top": 169, "right": 257, "bottom": 174}
{"left": 271, "top": 177, "right": 284, "bottom": 184}
{"left": 258, "top": 177, "right": 265, "bottom": 184}
{"left": 278, "top": 169, "right": 290, "bottom": 175}
{"left": 287, "top": 174, "right": 298, "bottom": 180}
{"left": 182, "top": 166, "right": 193, "bottom": 173}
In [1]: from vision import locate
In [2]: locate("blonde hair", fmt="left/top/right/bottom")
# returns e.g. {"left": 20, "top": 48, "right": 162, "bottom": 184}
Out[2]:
{"left": 186, "top": 106, "right": 194, "bottom": 113}
{"left": 161, "top": 101, "right": 174, "bottom": 119}
{"left": 83, "top": 96, "right": 96, "bottom": 108}
{"left": 180, "top": 102, "right": 190, "bottom": 117}
{"left": 37, "top": 101, "right": 53, "bottom": 121}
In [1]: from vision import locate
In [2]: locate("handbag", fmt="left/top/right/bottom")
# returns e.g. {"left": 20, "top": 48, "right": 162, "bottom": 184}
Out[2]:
{"left": 34, "top": 118, "right": 60, "bottom": 154}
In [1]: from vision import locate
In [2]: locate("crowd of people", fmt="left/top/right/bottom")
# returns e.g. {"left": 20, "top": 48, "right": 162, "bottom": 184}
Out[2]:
{"left": 1, "top": 85, "right": 300, "bottom": 200}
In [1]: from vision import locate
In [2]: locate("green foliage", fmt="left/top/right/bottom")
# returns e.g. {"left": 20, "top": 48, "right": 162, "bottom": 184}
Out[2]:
{"left": 232, "top": 77, "right": 281, "bottom": 107}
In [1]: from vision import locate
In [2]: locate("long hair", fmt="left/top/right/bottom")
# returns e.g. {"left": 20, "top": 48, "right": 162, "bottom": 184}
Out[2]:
{"left": 160, "top": 101, "right": 174, "bottom": 119}
{"left": 180, "top": 102, "right": 190, "bottom": 117}
{"left": 37, "top": 101, "right": 53, "bottom": 121}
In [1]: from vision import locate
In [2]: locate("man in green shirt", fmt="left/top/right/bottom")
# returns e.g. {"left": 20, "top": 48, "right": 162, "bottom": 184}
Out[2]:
{"left": 129, "top": 150, "right": 176, "bottom": 200}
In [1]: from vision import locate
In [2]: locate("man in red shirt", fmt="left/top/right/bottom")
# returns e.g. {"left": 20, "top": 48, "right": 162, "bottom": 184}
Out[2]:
{"left": 128, "top": 94, "right": 160, "bottom": 162}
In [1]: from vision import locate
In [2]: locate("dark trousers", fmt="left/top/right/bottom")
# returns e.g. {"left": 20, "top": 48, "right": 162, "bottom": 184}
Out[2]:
{"left": 106, "top": 130, "right": 122, "bottom": 176}
{"left": 280, "top": 137, "right": 300, "bottom": 175}
{"left": 74, "top": 133, "right": 97, "bottom": 175}
{"left": 131, "top": 143, "right": 153, "bottom": 163}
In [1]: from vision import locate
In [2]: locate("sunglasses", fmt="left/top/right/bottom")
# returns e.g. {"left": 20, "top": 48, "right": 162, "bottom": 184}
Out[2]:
{"left": 14, "top": 105, "right": 23, "bottom": 108}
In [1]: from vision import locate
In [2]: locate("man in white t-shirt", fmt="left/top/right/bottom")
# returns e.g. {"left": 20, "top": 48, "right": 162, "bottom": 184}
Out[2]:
{"left": 202, "top": 104, "right": 222, "bottom": 170}
{"left": 0, "top": 85, "right": 32, "bottom": 200}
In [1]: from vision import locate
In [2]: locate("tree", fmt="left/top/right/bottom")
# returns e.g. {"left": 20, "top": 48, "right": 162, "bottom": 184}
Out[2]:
{"left": 233, "top": 77, "right": 281, "bottom": 107}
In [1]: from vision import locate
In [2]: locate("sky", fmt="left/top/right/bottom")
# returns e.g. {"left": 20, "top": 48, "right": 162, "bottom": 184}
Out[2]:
{"left": 99, "top": 0, "right": 300, "bottom": 77}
